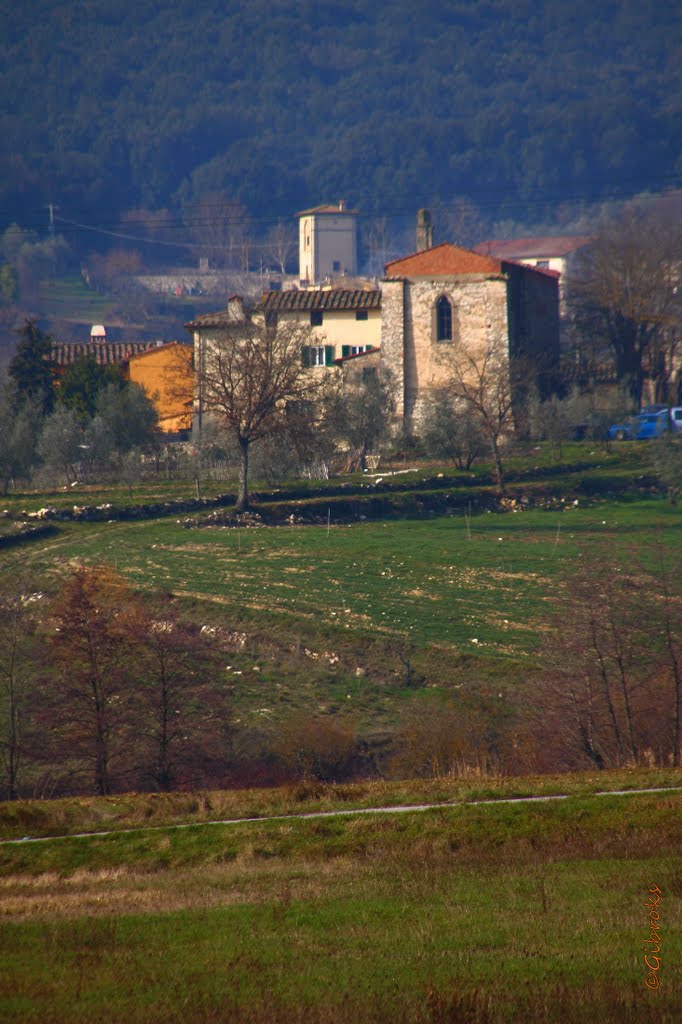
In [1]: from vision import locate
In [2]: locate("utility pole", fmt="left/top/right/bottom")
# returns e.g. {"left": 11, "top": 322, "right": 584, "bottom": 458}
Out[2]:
{"left": 45, "top": 203, "right": 59, "bottom": 277}
{"left": 46, "top": 203, "right": 59, "bottom": 241}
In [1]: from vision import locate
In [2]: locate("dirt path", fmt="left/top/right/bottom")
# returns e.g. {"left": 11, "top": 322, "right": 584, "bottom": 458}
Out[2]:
{"left": 2, "top": 786, "right": 680, "bottom": 846}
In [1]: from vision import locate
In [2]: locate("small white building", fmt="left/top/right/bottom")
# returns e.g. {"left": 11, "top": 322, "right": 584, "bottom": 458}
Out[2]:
{"left": 298, "top": 202, "right": 358, "bottom": 285}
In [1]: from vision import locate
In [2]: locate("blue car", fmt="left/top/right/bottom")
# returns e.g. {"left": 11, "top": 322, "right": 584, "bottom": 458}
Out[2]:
{"left": 608, "top": 410, "right": 669, "bottom": 440}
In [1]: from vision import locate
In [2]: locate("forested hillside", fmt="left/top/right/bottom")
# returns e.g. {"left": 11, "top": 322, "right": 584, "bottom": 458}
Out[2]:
{"left": 1, "top": 0, "right": 681, "bottom": 242}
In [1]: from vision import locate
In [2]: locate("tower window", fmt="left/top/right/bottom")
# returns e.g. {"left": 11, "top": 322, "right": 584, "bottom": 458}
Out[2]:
{"left": 436, "top": 296, "right": 453, "bottom": 342}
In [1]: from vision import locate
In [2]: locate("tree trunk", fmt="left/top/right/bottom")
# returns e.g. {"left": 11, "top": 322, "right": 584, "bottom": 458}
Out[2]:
{"left": 236, "top": 436, "right": 250, "bottom": 512}
{"left": 490, "top": 435, "right": 505, "bottom": 495}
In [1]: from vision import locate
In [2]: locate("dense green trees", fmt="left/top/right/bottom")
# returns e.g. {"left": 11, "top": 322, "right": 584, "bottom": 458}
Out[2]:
{"left": 1, "top": 1, "right": 679, "bottom": 236}
{"left": 0, "top": 322, "right": 160, "bottom": 490}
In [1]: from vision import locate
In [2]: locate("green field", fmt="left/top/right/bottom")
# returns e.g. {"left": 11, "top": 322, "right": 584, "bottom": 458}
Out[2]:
{"left": 1, "top": 446, "right": 681, "bottom": 751}
{"left": 1, "top": 778, "right": 680, "bottom": 1022}
{"left": 1, "top": 448, "right": 681, "bottom": 1019}
{"left": 3, "top": 497, "right": 680, "bottom": 657}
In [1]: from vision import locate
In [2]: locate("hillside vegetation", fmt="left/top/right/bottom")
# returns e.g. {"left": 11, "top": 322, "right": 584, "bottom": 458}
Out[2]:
{"left": 1, "top": 442, "right": 680, "bottom": 796}
{"left": 2, "top": 1, "right": 680, "bottom": 235}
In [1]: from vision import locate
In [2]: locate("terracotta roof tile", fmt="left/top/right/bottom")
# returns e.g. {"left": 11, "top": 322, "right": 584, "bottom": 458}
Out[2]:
{"left": 49, "top": 341, "right": 156, "bottom": 367}
{"left": 126, "top": 341, "right": 192, "bottom": 362}
{"left": 475, "top": 236, "right": 592, "bottom": 259}
{"left": 257, "top": 289, "right": 381, "bottom": 313}
{"left": 185, "top": 309, "right": 247, "bottom": 329}
{"left": 384, "top": 243, "right": 502, "bottom": 277}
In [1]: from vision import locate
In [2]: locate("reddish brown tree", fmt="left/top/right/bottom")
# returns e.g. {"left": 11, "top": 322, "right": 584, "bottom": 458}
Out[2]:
{"left": 133, "top": 613, "right": 228, "bottom": 790}
{"left": 47, "top": 565, "right": 140, "bottom": 795}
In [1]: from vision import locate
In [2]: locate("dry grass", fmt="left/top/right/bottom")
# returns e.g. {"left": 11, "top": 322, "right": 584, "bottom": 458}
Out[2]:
{"left": 2, "top": 768, "right": 682, "bottom": 842}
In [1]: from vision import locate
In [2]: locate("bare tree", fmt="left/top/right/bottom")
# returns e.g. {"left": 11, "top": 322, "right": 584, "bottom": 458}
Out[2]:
{"left": 433, "top": 196, "right": 486, "bottom": 249}
{"left": 0, "top": 578, "right": 42, "bottom": 799}
{"left": 530, "top": 553, "right": 677, "bottom": 770}
{"left": 567, "top": 204, "right": 682, "bottom": 405}
{"left": 263, "top": 220, "right": 297, "bottom": 274}
{"left": 196, "top": 320, "right": 331, "bottom": 510}
{"left": 441, "top": 343, "right": 517, "bottom": 493}
{"left": 133, "top": 614, "right": 227, "bottom": 791}
{"left": 364, "top": 217, "right": 403, "bottom": 277}
{"left": 47, "top": 566, "right": 140, "bottom": 795}
{"left": 653, "top": 544, "right": 682, "bottom": 767}
{"left": 185, "top": 193, "right": 251, "bottom": 270}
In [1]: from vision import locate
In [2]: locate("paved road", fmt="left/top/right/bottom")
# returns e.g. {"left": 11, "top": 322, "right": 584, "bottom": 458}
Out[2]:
{"left": 2, "top": 785, "right": 680, "bottom": 847}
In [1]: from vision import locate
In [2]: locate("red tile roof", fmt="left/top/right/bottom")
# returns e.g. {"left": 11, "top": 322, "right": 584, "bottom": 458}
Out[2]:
{"left": 258, "top": 289, "right": 381, "bottom": 313}
{"left": 49, "top": 341, "right": 157, "bottom": 367}
{"left": 384, "top": 243, "right": 502, "bottom": 278}
{"left": 475, "top": 236, "right": 592, "bottom": 260}
{"left": 185, "top": 309, "right": 247, "bottom": 329}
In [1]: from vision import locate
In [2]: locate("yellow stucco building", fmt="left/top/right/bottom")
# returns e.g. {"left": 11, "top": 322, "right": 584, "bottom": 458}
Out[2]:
{"left": 127, "top": 342, "right": 194, "bottom": 434}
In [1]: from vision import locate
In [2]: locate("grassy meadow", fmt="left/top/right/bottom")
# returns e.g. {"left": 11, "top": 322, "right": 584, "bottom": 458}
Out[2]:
{"left": 1, "top": 778, "right": 681, "bottom": 1022}
{"left": 1, "top": 443, "right": 681, "bottom": 1020}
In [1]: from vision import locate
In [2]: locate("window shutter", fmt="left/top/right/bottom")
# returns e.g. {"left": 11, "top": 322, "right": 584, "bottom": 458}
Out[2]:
{"left": 325, "top": 345, "right": 335, "bottom": 366}
{"left": 301, "top": 347, "right": 310, "bottom": 367}
{"left": 342, "top": 345, "right": 350, "bottom": 358}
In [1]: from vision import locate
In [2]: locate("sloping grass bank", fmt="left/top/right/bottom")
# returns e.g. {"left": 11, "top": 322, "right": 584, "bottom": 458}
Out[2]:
{"left": 0, "top": 785, "right": 680, "bottom": 1022}
{"left": 1, "top": 769, "right": 681, "bottom": 843}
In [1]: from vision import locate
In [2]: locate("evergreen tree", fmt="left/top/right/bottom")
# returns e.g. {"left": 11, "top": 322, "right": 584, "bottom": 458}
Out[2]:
{"left": 8, "top": 319, "right": 55, "bottom": 416}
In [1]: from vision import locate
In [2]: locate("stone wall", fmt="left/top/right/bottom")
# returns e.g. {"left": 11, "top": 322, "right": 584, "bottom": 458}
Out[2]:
{"left": 503, "top": 262, "right": 560, "bottom": 394}
{"left": 379, "top": 279, "right": 406, "bottom": 422}
{"left": 381, "top": 273, "right": 509, "bottom": 430}
{"left": 134, "top": 271, "right": 293, "bottom": 297}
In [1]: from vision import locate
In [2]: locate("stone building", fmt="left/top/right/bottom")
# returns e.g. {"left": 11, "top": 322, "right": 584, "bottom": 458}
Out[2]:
{"left": 380, "top": 242, "right": 560, "bottom": 430}
{"left": 127, "top": 342, "right": 194, "bottom": 435}
{"left": 298, "top": 202, "right": 358, "bottom": 284}
{"left": 255, "top": 287, "right": 380, "bottom": 366}
{"left": 474, "top": 235, "right": 591, "bottom": 322}
{"left": 185, "top": 242, "right": 560, "bottom": 439}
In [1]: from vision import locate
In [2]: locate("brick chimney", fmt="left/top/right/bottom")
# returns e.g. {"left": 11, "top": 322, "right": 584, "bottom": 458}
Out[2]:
{"left": 227, "top": 295, "right": 245, "bottom": 321}
{"left": 416, "top": 209, "right": 433, "bottom": 252}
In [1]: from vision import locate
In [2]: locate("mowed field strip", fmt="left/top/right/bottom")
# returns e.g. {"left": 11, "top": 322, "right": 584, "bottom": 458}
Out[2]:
{"left": 5, "top": 497, "right": 681, "bottom": 657}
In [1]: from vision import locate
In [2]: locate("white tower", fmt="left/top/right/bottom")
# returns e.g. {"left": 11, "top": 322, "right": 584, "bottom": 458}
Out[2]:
{"left": 298, "top": 201, "right": 358, "bottom": 285}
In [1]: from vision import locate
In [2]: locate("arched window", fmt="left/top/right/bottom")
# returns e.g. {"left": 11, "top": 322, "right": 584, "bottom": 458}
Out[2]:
{"left": 436, "top": 295, "right": 453, "bottom": 342}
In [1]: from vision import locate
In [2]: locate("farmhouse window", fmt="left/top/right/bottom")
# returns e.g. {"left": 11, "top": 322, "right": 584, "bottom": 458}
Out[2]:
{"left": 341, "top": 345, "right": 369, "bottom": 357}
{"left": 302, "top": 345, "right": 335, "bottom": 366}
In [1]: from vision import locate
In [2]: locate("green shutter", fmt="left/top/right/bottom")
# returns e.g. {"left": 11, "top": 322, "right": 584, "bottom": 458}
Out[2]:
{"left": 325, "top": 345, "right": 335, "bottom": 366}
{"left": 342, "top": 345, "right": 350, "bottom": 358}
{"left": 301, "top": 347, "right": 310, "bottom": 367}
